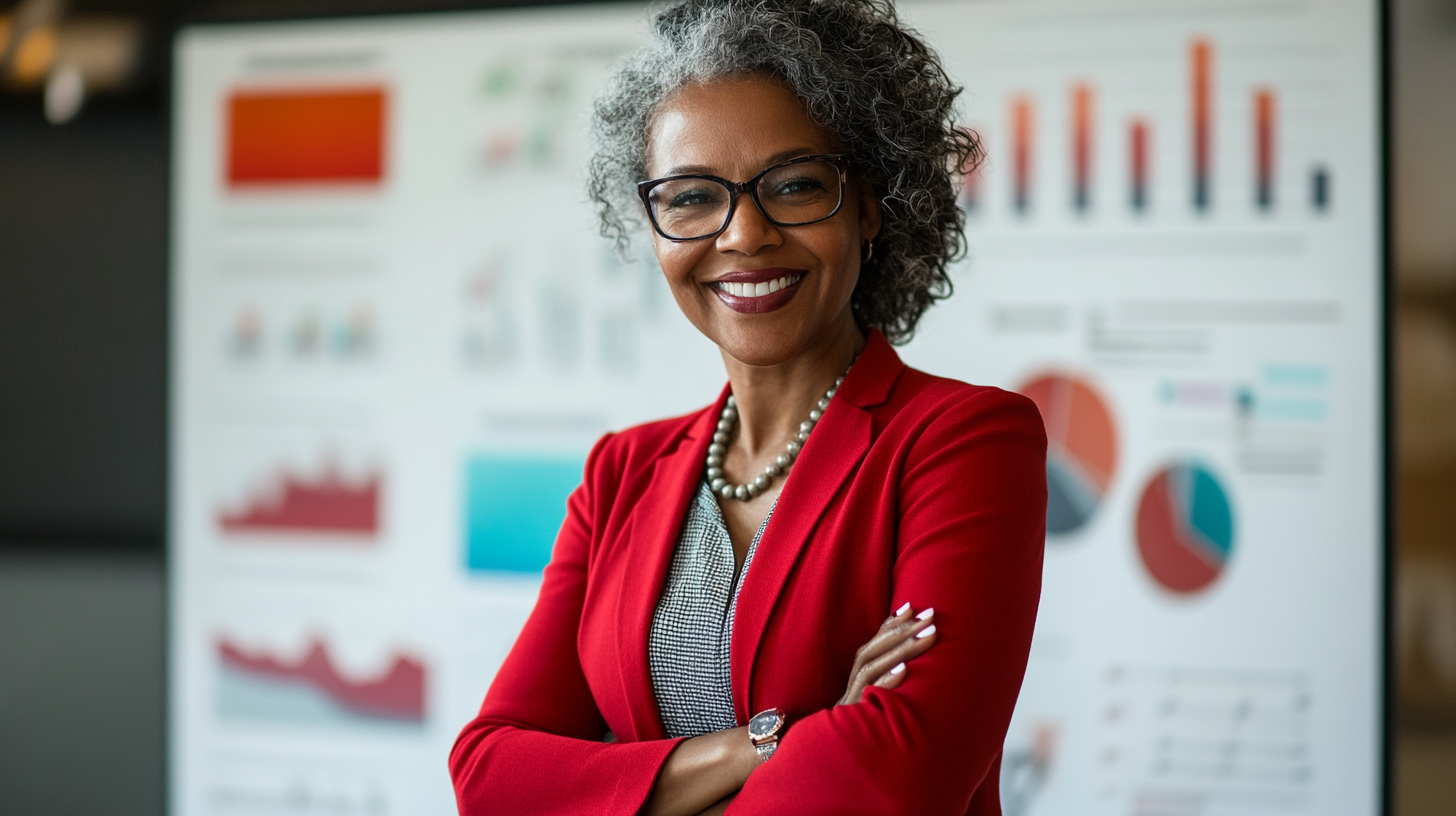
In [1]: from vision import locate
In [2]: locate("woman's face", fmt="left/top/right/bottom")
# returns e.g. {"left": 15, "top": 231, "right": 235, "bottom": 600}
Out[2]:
{"left": 644, "top": 75, "right": 880, "bottom": 367}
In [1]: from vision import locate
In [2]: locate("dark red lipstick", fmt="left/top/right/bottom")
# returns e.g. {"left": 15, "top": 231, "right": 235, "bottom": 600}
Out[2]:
{"left": 708, "top": 267, "right": 806, "bottom": 314}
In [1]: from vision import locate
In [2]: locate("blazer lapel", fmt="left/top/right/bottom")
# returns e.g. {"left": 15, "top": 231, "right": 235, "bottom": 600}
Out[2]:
{"left": 729, "top": 330, "right": 905, "bottom": 721}
{"left": 615, "top": 391, "right": 726, "bottom": 741}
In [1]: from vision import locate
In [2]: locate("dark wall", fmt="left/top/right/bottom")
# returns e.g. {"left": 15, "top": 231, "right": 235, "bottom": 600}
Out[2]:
{"left": 0, "top": 106, "right": 169, "bottom": 545}
{"left": 0, "top": 548, "right": 166, "bottom": 815}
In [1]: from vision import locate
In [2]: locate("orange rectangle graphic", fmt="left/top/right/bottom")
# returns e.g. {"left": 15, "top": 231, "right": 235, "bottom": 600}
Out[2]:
{"left": 227, "top": 87, "right": 386, "bottom": 186}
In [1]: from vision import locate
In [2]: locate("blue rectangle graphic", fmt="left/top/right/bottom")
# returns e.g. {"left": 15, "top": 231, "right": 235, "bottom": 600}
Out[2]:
{"left": 464, "top": 455, "right": 584, "bottom": 573}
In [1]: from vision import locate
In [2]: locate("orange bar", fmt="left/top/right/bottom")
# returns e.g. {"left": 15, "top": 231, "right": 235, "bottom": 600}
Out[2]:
{"left": 1191, "top": 38, "right": 1212, "bottom": 210}
{"left": 1130, "top": 117, "right": 1150, "bottom": 211}
{"left": 1012, "top": 95, "right": 1033, "bottom": 214}
{"left": 227, "top": 87, "right": 386, "bottom": 186}
{"left": 957, "top": 124, "right": 984, "bottom": 213}
{"left": 1072, "top": 83, "right": 1093, "bottom": 211}
{"left": 1255, "top": 88, "right": 1275, "bottom": 209}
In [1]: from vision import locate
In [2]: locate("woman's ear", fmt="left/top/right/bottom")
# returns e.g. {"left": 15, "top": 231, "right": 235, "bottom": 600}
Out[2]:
{"left": 857, "top": 182, "right": 883, "bottom": 244}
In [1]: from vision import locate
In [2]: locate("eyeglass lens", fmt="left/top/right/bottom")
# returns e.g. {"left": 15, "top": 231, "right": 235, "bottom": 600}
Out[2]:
{"left": 647, "top": 160, "right": 843, "bottom": 240}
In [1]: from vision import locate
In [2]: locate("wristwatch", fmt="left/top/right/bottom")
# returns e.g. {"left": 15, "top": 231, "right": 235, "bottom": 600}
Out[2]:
{"left": 747, "top": 708, "right": 786, "bottom": 762}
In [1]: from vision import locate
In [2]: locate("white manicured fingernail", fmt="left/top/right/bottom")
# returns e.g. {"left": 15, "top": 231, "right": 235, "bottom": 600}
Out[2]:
{"left": 916, "top": 608, "right": 934, "bottom": 620}
{"left": 896, "top": 602, "right": 912, "bottom": 616}
{"left": 890, "top": 662, "right": 906, "bottom": 675}
{"left": 916, "top": 624, "right": 937, "bottom": 639}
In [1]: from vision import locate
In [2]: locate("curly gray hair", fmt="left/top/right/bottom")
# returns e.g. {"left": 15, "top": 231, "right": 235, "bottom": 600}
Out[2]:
{"left": 588, "top": 0, "right": 980, "bottom": 344}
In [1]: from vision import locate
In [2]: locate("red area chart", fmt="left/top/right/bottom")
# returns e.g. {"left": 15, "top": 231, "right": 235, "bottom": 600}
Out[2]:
{"left": 1018, "top": 373, "right": 1119, "bottom": 535}
{"left": 218, "top": 465, "right": 381, "bottom": 537}
{"left": 217, "top": 637, "right": 425, "bottom": 725}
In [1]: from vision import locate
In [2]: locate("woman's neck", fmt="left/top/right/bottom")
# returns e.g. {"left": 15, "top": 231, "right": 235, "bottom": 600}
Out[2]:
{"left": 720, "top": 313, "right": 867, "bottom": 459}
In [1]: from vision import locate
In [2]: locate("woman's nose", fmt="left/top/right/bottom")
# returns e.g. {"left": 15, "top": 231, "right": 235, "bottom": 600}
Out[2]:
{"left": 714, "top": 194, "right": 782, "bottom": 255}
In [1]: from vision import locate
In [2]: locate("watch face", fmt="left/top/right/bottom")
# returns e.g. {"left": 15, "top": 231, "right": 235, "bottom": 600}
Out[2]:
{"left": 748, "top": 710, "right": 782, "bottom": 739}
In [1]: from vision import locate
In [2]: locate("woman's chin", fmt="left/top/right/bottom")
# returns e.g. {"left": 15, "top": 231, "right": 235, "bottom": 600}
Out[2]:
{"left": 711, "top": 322, "right": 819, "bottom": 369}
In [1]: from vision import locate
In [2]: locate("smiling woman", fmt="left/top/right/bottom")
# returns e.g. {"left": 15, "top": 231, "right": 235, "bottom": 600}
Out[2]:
{"left": 449, "top": 2, "right": 1048, "bottom": 815}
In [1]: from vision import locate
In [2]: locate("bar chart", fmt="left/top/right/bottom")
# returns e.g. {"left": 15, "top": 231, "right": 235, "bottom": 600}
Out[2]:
{"left": 960, "top": 30, "right": 1339, "bottom": 223}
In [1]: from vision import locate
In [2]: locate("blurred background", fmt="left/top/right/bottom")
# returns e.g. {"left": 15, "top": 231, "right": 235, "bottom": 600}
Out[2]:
{"left": 0, "top": 0, "right": 1451, "bottom": 813}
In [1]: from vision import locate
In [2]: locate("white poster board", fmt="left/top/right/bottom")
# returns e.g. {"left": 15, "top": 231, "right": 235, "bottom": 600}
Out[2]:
{"left": 169, "top": 2, "right": 1384, "bottom": 814}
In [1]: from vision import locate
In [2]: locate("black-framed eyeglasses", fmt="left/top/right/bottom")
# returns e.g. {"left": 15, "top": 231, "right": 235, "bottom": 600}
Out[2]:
{"left": 637, "top": 154, "right": 849, "bottom": 242}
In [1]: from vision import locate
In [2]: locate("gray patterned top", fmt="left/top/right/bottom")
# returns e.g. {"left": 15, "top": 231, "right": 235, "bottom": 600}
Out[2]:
{"left": 648, "top": 479, "right": 775, "bottom": 738}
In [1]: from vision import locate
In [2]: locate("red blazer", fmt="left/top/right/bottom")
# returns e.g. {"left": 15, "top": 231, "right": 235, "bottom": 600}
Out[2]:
{"left": 451, "top": 330, "right": 1047, "bottom": 816}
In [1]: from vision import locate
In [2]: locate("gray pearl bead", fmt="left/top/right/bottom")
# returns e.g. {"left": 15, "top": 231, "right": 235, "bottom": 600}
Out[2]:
{"left": 766, "top": 462, "right": 781, "bottom": 477}
{"left": 826, "top": 389, "right": 836, "bottom": 399}
{"left": 808, "top": 409, "right": 822, "bottom": 421}
{"left": 717, "top": 420, "right": 733, "bottom": 433}
{"left": 775, "top": 454, "right": 791, "bottom": 468}
{"left": 785, "top": 441, "right": 800, "bottom": 455}
{"left": 796, "top": 430, "right": 810, "bottom": 442}
{"left": 713, "top": 431, "right": 729, "bottom": 445}
{"left": 720, "top": 484, "right": 736, "bottom": 499}
{"left": 752, "top": 474, "right": 769, "bottom": 491}
{"left": 706, "top": 467, "right": 723, "bottom": 480}
{"left": 708, "top": 442, "right": 726, "bottom": 456}
{"left": 706, "top": 454, "right": 723, "bottom": 467}
{"left": 817, "top": 398, "right": 830, "bottom": 410}
{"left": 735, "top": 485, "right": 749, "bottom": 501}
{"left": 711, "top": 477, "right": 728, "bottom": 491}
{"left": 726, "top": 395, "right": 736, "bottom": 407}
{"left": 835, "top": 376, "right": 844, "bottom": 386}
{"left": 799, "top": 420, "right": 814, "bottom": 433}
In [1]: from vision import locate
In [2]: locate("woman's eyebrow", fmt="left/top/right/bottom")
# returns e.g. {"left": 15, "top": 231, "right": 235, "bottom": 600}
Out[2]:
{"left": 660, "top": 147, "right": 824, "bottom": 179}
{"left": 661, "top": 163, "right": 716, "bottom": 176}
{"left": 760, "top": 147, "right": 822, "bottom": 166}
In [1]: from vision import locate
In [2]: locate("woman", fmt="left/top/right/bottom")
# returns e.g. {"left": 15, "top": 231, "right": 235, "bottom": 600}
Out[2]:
{"left": 450, "top": 1, "right": 1046, "bottom": 814}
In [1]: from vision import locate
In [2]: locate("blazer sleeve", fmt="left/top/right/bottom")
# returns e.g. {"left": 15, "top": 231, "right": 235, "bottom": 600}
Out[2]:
{"left": 450, "top": 433, "right": 685, "bottom": 816}
{"left": 729, "top": 389, "right": 1047, "bottom": 816}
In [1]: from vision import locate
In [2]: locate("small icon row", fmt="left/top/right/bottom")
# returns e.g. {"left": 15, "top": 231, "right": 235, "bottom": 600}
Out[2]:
{"left": 230, "top": 305, "right": 377, "bottom": 360}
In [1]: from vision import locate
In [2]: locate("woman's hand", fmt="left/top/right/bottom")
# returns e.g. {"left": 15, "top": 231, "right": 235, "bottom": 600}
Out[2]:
{"left": 837, "top": 603, "right": 938, "bottom": 706}
{"left": 643, "top": 727, "right": 759, "bottom": 816}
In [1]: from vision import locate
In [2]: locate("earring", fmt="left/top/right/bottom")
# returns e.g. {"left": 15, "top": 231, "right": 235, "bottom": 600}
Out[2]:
{"left": 862, "top": 239, "right": 875, "bottom": 263}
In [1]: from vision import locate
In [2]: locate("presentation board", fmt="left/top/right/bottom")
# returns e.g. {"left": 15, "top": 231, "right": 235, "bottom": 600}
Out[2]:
{"left": 169, "top": 1, "right": 1385, "bottom": 814}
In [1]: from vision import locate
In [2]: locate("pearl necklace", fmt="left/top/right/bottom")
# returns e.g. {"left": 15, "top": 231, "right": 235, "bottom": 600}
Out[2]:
{"left": 705, "top": 370, "right": 848, "bottom": 501}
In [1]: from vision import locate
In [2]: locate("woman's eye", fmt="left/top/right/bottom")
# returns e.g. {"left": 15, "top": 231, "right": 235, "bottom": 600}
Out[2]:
{"left": 662, "top": 186, "right": 724, "bottom": 210}
{"left": 769, "top": 177, "right": 827, "bottom": 197}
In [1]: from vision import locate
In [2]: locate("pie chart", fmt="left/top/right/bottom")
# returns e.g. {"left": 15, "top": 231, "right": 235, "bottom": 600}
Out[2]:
{"left": 1135, "top": 462, "right": 1234, "bottom": 594}
{"left": 1018, "top": 373, "right": 1118, "bottom": 535}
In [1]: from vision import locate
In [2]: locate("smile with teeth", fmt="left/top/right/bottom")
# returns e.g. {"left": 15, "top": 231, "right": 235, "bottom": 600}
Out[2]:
{"left": 714, "top": 274, "right": 803, "bottom": 298}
